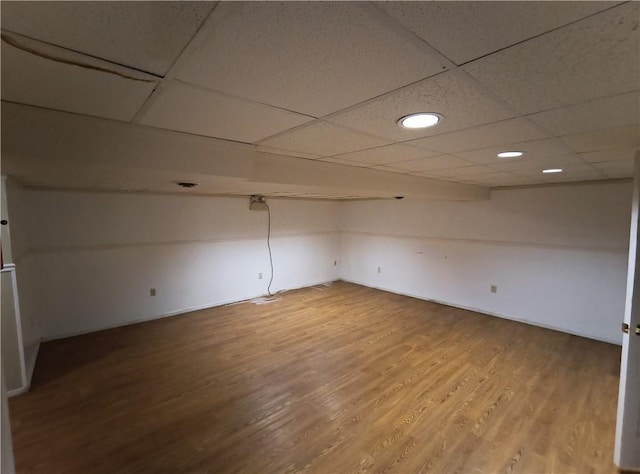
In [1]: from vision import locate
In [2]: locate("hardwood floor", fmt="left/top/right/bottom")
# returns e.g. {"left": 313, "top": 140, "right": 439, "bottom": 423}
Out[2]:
{"left": 9, "top": 281, "right": 621, "bottom": 473}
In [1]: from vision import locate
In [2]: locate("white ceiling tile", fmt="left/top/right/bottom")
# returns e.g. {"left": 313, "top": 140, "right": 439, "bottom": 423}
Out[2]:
{"left": 456, "top": 138, "right": 574, "bottom": 165}
{"left": 462, "top": 3, "right": 640, "bottom": 114}
{"left": 370, "top": 165, "right": 411, "bottom": 174}
{"left": 413, "top": 170, "right": 533, "bottom": 188}
{"left": 258, "top": 121, "right": 391, "bottom": 157}
{"left": 536, "top": 175, "right": 608, "bottom": 185}
{"left": 384, "top": 155, "right": 473, "bottom": 172}
{"left": 406, "top": 118, "right": 550, "bottom": 154}
{"left": 2, "top": 1, "right": 636, "bottom": 194}
{"left": 319, "top": 157, "right": 373, "bottom": 168}
{"left": 591, "top": 159, "right": 634, "bottom": 178}
{"left": 487, "top": 154, "right": 586, "bottom": 173}
{"left": 1, "top": 34, "right": 156, "bottom": 121}
{"left": 1, "top": 1, "right": 214, "bottom": 76}
{"left": 426, "top": 165, "right": 502, "bottom": 179}
{"left": 327, "top": 72, "right": 514, "bottom": 142}
{"left": 560, "top": 125, "right": 640, "bottom": 153}
{"left": 331, "top": 143, "right": 438, "bottom": 166}
{"left": 375, "top": 1, "right": 619, "bottom": 65}
{"left": 579, "top": 148, "right": 638, "bottom": 164}
{"left": 460, "top": 171, "right": 524, "bottom": 186}
{"left": 174, "top": 2, "right": 447, "bottom": 117}
{"left": 138, "top": 81, "right": 314, "bottom": 143}
{"left": 527, "top": 91, "right": 640, "bottom": 137}
{"left": 513, "top": 164, "right": 605, "bottom": 179}
{"left": 484, "top": 176, "right": 539, "bottom": 187}
{"left": 255, "top": 145, "right": 322, "bottom": 160}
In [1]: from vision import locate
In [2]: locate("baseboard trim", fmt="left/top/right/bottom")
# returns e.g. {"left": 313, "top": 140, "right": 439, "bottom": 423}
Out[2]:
{"left": 37, "top": 276, "right": 620, "bottom": 346}
{"left": 7, "top": 341, "right": 41, "bottom": 398}
{"left": 25, "top": 342, "right": 40, "bottom": 387}
{"left": 7, "top": 386, "right": 28, "bottom": 397}
{"left": 339, "top": 278, "right": 621, "bottom": 346}
{"left": 42, "top": 279, "right": 339, "bottom": 342}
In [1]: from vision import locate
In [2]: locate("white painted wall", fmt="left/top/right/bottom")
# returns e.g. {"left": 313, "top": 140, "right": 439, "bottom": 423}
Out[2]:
{"left": 2, "top": 178, "right": 39, "bottom": 394}
{"left": 340, "top": 181, "right": 631, "bottom": 344}
{"left": 1, "top": 369, "right": 16, "bottom": 474}
{"left": 13, "top": 190, "right": 340, "bottom": 339}
{"left": 1, "top": 270, "right": 25, "bottom": 392}
{"left": 7, "top": 180, "right": 631, "bottom": 346}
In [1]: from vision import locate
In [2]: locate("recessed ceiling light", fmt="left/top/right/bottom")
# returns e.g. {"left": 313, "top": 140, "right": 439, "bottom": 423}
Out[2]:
{"left": 398, "top": 113, "right": 442, "bottom": 129}
{"left": 497, "top": 151, "right": 524, "bottom": 158}
{"left": 542, "top": 168, "right": 563, "bottom": 174}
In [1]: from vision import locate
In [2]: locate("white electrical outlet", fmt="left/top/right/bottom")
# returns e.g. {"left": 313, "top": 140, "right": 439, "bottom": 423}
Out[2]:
{"left": 377, "top": 266, "right": 382, "bottom": 273}
{"left": 258, "top": 272, "right": 263, "bottom": 280}
{"left": 490, "top": 285, "right": 497, "bottom": 294}
{"left": 150, "top": 288, "right": 156, "bottom": 297}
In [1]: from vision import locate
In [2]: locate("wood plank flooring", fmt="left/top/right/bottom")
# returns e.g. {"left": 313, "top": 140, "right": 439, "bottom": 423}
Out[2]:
{"left": 9, "top": 281, "right": 621, "bottom": 473}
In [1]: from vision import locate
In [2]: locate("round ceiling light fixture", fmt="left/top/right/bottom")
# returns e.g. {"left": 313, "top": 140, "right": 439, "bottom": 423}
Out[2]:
{"left": 497, "top": 151, "right": 524, "bottom": 158}
{"left": 542, "top": 168, "right": 563, "bottom": 174}
{"left": 398, "top": 112, "right": 442, "bottom": 129}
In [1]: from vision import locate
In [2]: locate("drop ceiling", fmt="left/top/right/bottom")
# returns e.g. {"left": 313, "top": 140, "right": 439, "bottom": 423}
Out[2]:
{"left": 1, "top": 1, "right": 638, "bottom": 199}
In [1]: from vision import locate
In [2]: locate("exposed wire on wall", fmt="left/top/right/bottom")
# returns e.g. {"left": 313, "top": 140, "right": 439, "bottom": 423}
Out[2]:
{"left": 265, "top": 201, "right": 275, "bottom": 296}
